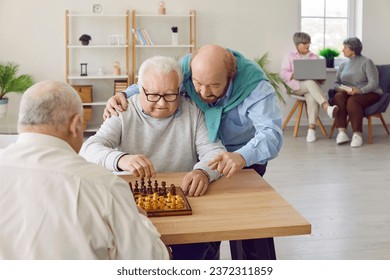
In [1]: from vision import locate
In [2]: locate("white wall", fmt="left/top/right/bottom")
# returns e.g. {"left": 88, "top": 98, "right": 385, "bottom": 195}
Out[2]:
{"left": 1, "top": 0, "right": 389, "bottom": 132}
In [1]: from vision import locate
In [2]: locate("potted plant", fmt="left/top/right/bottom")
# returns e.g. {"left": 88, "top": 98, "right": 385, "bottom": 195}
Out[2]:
{"left": 254, "top": 52, "right": 292, "bottom": 104}
{"left": 79, "top": 34, "right": 92, "bottom": 45}
{"left": 0, "top": 62, "right": 34, "bottom": 117}
{"left": 319, "top": 48, "right": 340, "bottom": 68}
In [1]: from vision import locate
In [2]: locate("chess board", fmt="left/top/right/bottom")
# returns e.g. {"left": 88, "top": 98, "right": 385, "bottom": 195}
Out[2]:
{"left": 129, "top": 178, "right": 192, "bottom": 217}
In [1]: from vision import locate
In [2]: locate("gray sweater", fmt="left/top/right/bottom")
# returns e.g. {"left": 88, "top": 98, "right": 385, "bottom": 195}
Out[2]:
{"left": 80, "top": 95, "right": 226, "bottom": 182}
{"left": 334, "top": 55, "right": 383, "bottom": 94}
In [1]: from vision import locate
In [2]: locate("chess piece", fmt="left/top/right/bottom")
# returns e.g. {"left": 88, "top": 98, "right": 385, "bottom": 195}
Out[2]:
{"left": 141, "top": 185, "right": 147, "bottom": 196}
{"left": 161, "top": 181, "right": 167, "bottom": 195}
{"left": 134, "top": 181, "right": 140, "bottom": 193}
{"left": 129, "top": 182, "right": 133, "bottom": 192}
{"left": 154, "top": 180, "right": 159, "bottom": 193}
{"left": 170, "top": 184, "right": 176, "bottom": 195}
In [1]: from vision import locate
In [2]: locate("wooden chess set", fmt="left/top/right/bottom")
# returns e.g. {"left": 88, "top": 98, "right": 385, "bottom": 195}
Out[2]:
{"left": 129, "top": 178, "right": 192, "bottom": 217}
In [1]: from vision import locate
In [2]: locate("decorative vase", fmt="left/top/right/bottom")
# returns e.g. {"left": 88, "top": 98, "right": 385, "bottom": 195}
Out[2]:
{"left": 326, "top": 58, "right": 335, "bottom": 68}
{"left": 171, "top": 32, "right": 178, "bottom": 45}
{"left": 0, "top": 98, "right": 9, "bottom": 118}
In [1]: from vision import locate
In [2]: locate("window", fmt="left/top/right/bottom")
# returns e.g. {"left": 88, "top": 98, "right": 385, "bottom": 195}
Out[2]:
{"left": 300, "top": 0, "right": 358, "bottom": 53}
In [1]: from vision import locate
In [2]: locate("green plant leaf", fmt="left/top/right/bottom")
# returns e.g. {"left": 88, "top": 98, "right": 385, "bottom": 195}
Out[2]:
{"left": 319, "top": 48, "right": 340, "bottom": 59}
{"left": 0, "top": 61, "right": 34, "bottom": 99}
{"left": 254, "top": 53, "right": 292, "bottom": 104}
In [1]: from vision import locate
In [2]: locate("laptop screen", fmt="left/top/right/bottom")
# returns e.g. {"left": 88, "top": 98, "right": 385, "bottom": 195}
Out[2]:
{"left": 293, "top": 59, "right": 327, "bottom": 80}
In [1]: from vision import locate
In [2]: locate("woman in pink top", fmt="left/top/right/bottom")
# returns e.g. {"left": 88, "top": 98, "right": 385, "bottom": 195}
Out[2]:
{"left": 280, "top": 32, "right": 338, "bottom": 142}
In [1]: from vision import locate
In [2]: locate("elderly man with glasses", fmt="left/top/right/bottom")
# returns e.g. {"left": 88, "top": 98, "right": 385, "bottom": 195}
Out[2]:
{"left": 81, "top": 56, "right": 226, "bottom": 260}
{"left": 80, "top": 56, "right": 226, "bottom": 198}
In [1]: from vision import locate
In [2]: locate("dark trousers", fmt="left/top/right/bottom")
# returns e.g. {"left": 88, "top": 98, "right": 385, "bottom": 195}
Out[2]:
{"left": 333, "top": 92, "right": 381, "bottom": 132}
{"left": 170, "top": 242, "right": 220, "bottom": 260}
{"left": 211, "top": 163, "right": 276, "bottom": 260}
{"left": 171, "top": 163, "right": 272, "bottom": 260}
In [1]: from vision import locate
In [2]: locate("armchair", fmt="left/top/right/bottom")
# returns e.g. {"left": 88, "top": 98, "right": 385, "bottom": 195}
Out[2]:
{"left": 328, "top": 64, "right": 390, "bottom": 143}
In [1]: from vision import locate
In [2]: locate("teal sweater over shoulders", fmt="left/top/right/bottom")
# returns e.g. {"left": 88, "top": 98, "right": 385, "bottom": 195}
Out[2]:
{"left": 181, "top": 49, "right": 268, "bottom": 142}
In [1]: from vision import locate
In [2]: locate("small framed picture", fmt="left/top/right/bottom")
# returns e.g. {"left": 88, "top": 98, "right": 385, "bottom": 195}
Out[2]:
{"left": 108, "top": 34, "right": 125, "bottom": 45}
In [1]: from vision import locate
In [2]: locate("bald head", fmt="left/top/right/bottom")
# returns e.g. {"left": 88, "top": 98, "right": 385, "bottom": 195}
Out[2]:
{"left": 189, "top": 45, "right": 237, "bottom": 103}
{"left": 191, "top": 45, "right": 236, "bottom": 80}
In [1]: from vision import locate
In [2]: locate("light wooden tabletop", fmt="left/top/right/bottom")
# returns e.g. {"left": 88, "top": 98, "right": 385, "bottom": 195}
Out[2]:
{"left": 120, "top": 169, "right": 311, "bottom": 245}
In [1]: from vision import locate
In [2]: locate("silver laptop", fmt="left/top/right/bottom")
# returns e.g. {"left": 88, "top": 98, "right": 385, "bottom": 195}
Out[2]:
{"left": 293, "top": 59, "right": 327, "bottom": 80}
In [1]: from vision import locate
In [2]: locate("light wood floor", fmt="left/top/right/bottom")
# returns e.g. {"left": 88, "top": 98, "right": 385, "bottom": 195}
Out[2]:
{"left": 220, "top": 124, "right": 390, "bottom": 260}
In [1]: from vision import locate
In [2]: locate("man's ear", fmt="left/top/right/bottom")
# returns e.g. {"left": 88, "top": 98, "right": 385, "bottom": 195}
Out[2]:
{"left": 69, "top": 113, "right": 82, "bottom": 138}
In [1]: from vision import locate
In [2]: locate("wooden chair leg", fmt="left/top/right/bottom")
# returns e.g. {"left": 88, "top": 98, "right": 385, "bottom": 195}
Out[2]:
{"left": 368, "top": 116, "right": 373, "bottom": 144}
{"left": 328, "top": 120, "right": 336, "bottom": 139}
{"left": 282, "top": 101, "right": 300, "bottom": 130}
{"left": 317, "top": 118, "right": 327, "bottom": 137}
{"left": 293, "top": 101, "right": 304, "bottom": 137}
{"left": 379, "top": 114, "right": 390, "bottom": 135}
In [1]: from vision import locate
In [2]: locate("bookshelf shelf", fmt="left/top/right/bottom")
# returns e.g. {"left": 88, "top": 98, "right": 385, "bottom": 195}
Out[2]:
{"left": 65, "top": 10, "right": 130, "bottom": 132}
{"left": 135, "top": 44, "right": 195, "bottom": 48}
{"left": 67, "top": 45, "right": 128, "bottom": 49}
{"left": 131, "top": 9, "right": 196, "bottom": 82}
{"left": 67, "top": 74, "right": 128, "bottom": 80}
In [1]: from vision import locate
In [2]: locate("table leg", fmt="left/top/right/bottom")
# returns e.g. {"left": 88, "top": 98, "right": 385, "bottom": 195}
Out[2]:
{"left": 230, "top": 238, "right": 276, "bottom": 260}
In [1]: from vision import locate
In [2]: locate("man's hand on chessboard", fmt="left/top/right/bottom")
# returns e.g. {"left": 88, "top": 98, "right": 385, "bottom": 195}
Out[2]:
{"left": 117, "top": 154, "right": 157, "bottom": 178}
{"left": 181, "top": 169, "right": 209, "bottom": 197}
{"left": 208, "top": 152, "right": 246, "bottom": 178}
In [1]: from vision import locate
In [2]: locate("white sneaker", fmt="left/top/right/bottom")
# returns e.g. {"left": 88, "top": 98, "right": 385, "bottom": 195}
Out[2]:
{"left": 306, "top": 128, "right": 316, "bottom": 142}
{"left": 327, "top": 105, "right": 338, "bottom": 119}
{"left": 336, "top": 131, "right": 350, "bottom": 144}
{"left": 351, "top": 133, "right": 363, "bottom": 148}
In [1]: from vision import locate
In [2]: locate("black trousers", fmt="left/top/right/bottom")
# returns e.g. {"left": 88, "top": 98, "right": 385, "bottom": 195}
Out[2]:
{"left": 170, "top": 163, "right": 271, "bottom": 260}
{"left": 211, "top": 162, "right": 277, "bottom": 260}
{"left": 170, "top": 242, "right": 220, "bottom": 260}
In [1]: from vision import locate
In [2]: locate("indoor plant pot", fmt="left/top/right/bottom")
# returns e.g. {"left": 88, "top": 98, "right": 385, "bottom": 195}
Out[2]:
{"left": 0, "top": 62, "right": 34, "bottom": 117}
{"left": 79, "top": 34, "right": 92, "bottom": 46}
{"left": 0, "top": 98, "right": 8, "bottom": 118}
{"left": 319, "top": 48, "right": 340, "bottom": 68}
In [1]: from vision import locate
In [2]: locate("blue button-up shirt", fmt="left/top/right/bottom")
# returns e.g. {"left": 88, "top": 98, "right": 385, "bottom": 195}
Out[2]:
{"left": 124, "top": 80, "right": 283, "bottom": 166}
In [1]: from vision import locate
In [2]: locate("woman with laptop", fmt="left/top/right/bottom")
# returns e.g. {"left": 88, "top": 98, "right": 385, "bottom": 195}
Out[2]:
{"left": 280, "top": 32, "right": 338, "bottom": 142}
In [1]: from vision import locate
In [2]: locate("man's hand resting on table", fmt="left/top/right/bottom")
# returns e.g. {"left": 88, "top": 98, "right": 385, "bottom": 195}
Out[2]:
{"left": 181, "top": 169, "right": 210, "bottom": 197}
{"left": 208, "top": 152, "right": 246, "bottom": 179}
{"left": 118, "top": 154, "right": 156, "bottom": 178}
{"left": 103, "top": 93, "right": 128, "bottom": 120}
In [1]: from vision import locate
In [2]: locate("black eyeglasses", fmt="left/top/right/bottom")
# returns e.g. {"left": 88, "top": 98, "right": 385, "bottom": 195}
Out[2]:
{"left": 142, "top": 86, "right": 179, "bottom": 102}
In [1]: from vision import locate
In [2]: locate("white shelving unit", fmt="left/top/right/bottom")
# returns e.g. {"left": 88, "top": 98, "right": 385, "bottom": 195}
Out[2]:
{"left": 65, "top": 10, "right": 130, "bottom": 132}
{"left": 131, "top": 10, "right": 196, "bottom": 82}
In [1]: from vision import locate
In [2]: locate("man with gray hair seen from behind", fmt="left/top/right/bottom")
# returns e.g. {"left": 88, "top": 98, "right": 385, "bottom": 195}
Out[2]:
{"left": 0, "top": 80, "right": 169, "bottom": 260}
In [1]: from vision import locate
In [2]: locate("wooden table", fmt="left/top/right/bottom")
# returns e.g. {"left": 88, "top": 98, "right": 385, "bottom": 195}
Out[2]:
{"left": 120, "top": 169, "right": 311, "bottom": 259}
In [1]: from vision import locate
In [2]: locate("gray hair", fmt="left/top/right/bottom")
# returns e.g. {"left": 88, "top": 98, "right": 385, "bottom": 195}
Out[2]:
{"left": 343, "top": 37, "right": 363, "bottom": 55}
{"left": 137, "top": 56, "right": 183, "bottom": 88}
{"left": 18, "top": 80, "right": 83, "bottom": 131}
{"left": 293, "top": 32, "right": 311, "bottom": 47}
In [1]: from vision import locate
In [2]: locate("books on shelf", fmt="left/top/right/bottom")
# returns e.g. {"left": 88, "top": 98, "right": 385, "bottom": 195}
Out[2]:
{"left": 114, "top": 79, "right": 128, "bottom": 94}
{"left": 136, "top": 27, "right": 154, "bottom": 46}
{"left": 143, "top": 29, "right": 153, "bottom": 45}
